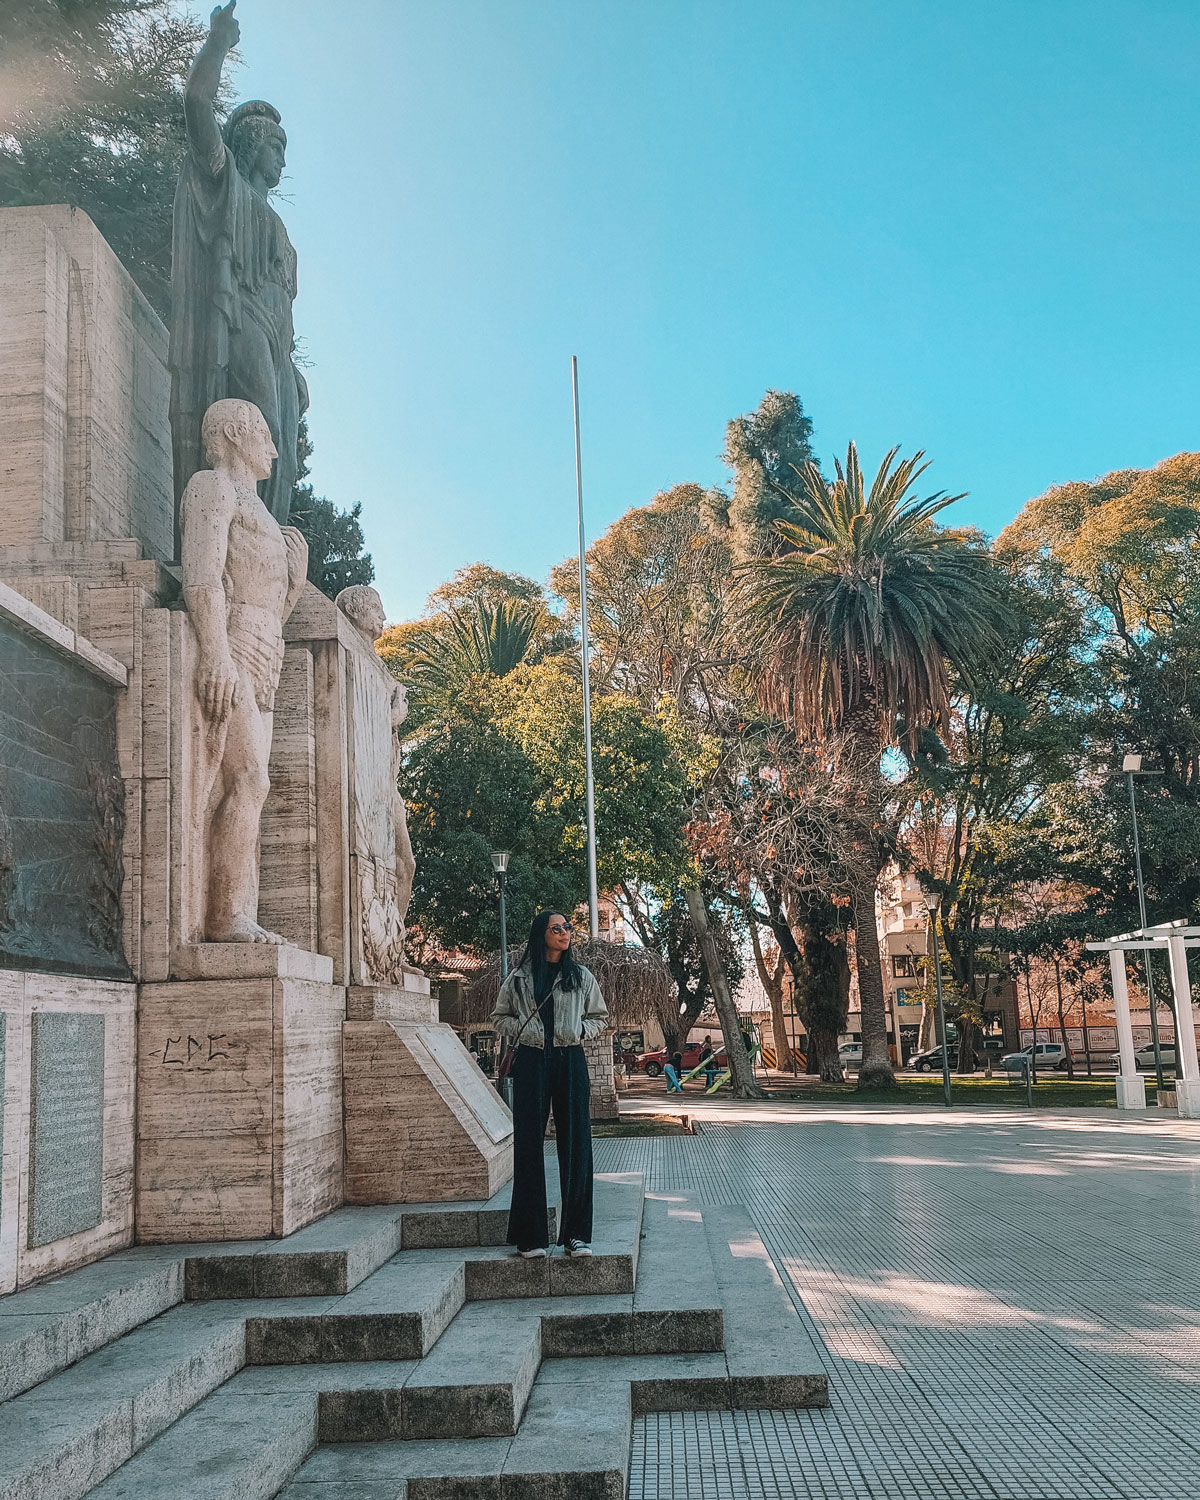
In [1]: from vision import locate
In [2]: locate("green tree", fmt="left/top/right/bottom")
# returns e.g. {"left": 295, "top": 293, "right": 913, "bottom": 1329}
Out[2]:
{"left": 721, "top": 390, "right": 819, "bottom": 559}
{"left": 494, "top": 661, "right": 693, "bottom": 896}
{"left": 287, "top": 420, "right": 375, "bottom": 599}
{"left": 401, "top": 712, "right": 581, "bottom": 957}
{"left": 1001, "top": 454, "right": 1200, "bottom": 932}
{"left": 900, "top": 560, "right": 1091, "bottom": 1069}
{"left": 743, "top": 441, "right": 1008, "bottom": 1088}
{"left": 0, "top": 0, "right": 209, "bottom": 317}
{"left": 382, "top": 597, "right": 546, "bottom": 731}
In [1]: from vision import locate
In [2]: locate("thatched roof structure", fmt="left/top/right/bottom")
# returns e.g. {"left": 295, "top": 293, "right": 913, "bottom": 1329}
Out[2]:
{"left": 464, "top": 939, "right": 675, "bottom": 1031}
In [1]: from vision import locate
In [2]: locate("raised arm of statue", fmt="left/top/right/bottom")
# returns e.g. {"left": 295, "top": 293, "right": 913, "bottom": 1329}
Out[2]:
{"left": 181, "top": 470, "right": 240, "bottom": 722}
{"left": 184, "top": 2, "right": 241, "bottom": 176}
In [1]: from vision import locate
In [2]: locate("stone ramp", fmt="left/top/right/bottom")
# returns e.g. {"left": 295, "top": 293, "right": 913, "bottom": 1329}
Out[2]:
{"left": 0, "top": 1174, "right": 827, "bottom": 1500}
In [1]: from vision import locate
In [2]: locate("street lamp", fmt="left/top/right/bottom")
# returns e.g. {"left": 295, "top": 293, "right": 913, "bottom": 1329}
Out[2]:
{"left": 922, "top": 888, "right": 953, "bottom": 1107}
{"left": 1123, "top": 754, "right": 1166, "bottom": 1091}
{"left": 490, "top": 851, "right": 510, "bottom": 979}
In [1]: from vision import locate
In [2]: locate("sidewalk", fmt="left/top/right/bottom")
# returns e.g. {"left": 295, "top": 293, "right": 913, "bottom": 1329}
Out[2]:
{"left": 601, "top": 1097, "right": 1200, "bottom": 1499}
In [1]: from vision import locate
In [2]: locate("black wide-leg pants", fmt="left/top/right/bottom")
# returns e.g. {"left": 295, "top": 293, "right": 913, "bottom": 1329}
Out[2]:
{"left": 507, "top": 1042, "right": 594, "bottom": 1251}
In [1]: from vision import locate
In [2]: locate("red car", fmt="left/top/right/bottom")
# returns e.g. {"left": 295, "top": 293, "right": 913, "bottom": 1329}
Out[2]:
{"left": 637, "top": 1042, "right": 728, "bottom": 1078}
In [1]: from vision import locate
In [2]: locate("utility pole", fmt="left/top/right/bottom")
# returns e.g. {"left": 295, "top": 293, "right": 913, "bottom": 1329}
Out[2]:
{"left": 572, "top": 356, "right": 599, "bottom": 940}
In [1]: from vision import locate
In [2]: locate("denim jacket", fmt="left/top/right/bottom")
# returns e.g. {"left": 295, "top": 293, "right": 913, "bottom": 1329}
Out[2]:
{"left": 491, "top": 960, "right": 609, "bottom": 1049}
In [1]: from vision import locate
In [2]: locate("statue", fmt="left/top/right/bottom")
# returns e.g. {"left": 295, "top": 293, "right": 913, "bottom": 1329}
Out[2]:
{"left": 170, "top": 1, "right": 308, "bottom": 538}
{"left": 336, "top": 586, "right": 417, "bottom": 980}
{"left": 181, "top": 398, "right": 308, "bottom": 943}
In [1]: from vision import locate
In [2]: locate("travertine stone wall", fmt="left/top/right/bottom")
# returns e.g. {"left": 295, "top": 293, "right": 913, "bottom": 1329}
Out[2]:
{"left": 0, "top": 971, "right": 135, "bottom": 1293}
{"left": 344, "top": 1013, "right": 513, "bottom": 1203}
{"left": 259, "top": 646, "right": 319, "bottom": 951}
{"left": 0, "top": 206, "right": 172, "bottom": 560}
{"left": 137, "top": 973, "right": 344, "bottom": 1241}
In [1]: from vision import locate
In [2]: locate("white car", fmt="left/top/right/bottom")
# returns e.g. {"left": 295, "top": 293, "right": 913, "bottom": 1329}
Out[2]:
{"left": 1000, "top": 1042, "right": 1072, "bottom": 1072}
{"left": 1134, "top": 1043, "right": 1177, "bottom": 1070}
{"left": 838, "top": 1042, "right": 862, "bottom": 1064}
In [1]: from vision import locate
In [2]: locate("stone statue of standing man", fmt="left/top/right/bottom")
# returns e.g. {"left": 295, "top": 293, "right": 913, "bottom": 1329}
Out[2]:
{"left": 170, "top": 1, "right": 309, "bottom": 544}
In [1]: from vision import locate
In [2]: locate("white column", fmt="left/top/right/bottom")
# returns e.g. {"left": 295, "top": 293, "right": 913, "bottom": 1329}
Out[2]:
{"left": 1109, "top": 948, "right": 1146, "bottom": 1111}
{"left": 1167, "top": 935, "right": 1200, "bottom": 1118}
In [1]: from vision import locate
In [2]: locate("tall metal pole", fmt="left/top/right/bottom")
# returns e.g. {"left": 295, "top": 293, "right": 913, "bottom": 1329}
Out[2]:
{"left": 929, "top": 908, "right": 952, "bottom": 1108}
{"left": 498, "top": 872, "right": 509, "bottom": 980}
{"left": 1128, "top": 770, "right": 1165, "bottom": 1090}
{"left": 572, "top": 355, "right": 599, "bottom": 940}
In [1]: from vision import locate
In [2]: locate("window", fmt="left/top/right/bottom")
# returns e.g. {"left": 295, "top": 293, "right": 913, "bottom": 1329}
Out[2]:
{"left": 892, "top": 953, "right": 917, "bottom": 978}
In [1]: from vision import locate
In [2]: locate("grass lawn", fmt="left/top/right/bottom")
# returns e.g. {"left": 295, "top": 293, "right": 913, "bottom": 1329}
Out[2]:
{"left": 592, "top": 1113, "right": 695, "bottom": 1136}
{"left": 762, "top": 1076, "right": 1162, "bottom": 1109}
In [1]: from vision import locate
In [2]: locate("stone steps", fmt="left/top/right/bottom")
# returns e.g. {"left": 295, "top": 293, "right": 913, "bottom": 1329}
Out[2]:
{"left": 0, "top": 1302, "right": 246, "bottom": 1500}
{"left": 84, "top": 1388, "right": 318, "bottom": 1500}
{"left": 271, "top": 1189, "right": 827, "bottom": 1499}
{"left": 0, "top": 1248, "right": 186, "bottom": 1404}
{"left": 0, "top": 1172, "right": 827, "bottom": 1500}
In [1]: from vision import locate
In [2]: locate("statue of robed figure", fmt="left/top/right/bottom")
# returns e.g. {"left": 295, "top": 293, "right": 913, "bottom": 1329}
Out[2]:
{"left": 169, "top": 2, "right": 309, "bottom": 544}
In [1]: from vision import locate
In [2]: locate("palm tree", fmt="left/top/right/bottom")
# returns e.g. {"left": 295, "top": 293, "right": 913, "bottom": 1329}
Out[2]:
{"left": 386, "top": 597, "right": 543, "bottom": 727}
{"left": 742, "top": 442, "right": 1007, "bottom": 1088}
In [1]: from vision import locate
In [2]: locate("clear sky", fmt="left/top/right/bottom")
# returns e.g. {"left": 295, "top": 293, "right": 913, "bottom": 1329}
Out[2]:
{"left": 239, "top": 0, "right": 1200, "bottom": 624}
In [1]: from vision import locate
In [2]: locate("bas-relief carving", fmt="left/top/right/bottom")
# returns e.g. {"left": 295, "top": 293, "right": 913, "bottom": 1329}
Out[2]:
{"left": 336, "top": 587, "right": 416, "bottom": 985}
{"left": 170, "top": 2, "right": 308, "bottom": 533}
{"left": 0, "top": 618, "right": 127, "bottom": 978}
{"left": 181, "top": 398, "right": 307, "bottom": 944}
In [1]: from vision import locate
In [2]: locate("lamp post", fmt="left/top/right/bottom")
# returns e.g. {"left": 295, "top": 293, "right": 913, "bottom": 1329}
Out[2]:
{"left": 1123, "top": 755, "right": 1166, "bottom": 1091}
{"left": 490, "top": 851, "right": 510, "bottom": 979}
{"left": 922, "top": 889, "right": 953, "bottom": 1107}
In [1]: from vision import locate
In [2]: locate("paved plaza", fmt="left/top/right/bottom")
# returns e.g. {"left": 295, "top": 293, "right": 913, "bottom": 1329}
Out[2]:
{"left": 597, "top": 1102, "right": 1200, "bottom": 1500}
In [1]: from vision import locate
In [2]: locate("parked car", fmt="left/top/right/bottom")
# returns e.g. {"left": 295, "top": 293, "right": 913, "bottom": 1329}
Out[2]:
{"left": 1000, "top": 1042, "right": 1072, "bottom": 1072}
{"left": 638, "top": 1041, "right": 728, "bottom": 1078}
{"left": 910, "top": 1045, "right": 957, "bottom": 1073}
{"left": 1135, "top": 1043, "right": 1177, "bottom": 1070}
{"left": 838, "top": 1042, "right": 862, "bottom": 1065}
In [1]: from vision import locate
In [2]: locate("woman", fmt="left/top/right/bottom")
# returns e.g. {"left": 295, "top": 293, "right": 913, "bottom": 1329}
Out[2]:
{"left": 492, "top": 910, "right": 610, "bottom": 1258}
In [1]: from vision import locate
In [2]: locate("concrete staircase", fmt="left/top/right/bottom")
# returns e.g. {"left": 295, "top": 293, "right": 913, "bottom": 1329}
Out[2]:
{"left": 0, "top": 1175, "right": 827, "bottom": 1500}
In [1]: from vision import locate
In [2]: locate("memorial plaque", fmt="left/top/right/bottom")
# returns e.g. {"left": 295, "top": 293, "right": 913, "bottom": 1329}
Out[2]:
{"left": 28, "top": 1012, "right": 105, "bottom": 1246}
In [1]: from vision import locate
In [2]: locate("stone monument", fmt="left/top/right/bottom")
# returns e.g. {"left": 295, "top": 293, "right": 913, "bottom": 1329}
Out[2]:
{"left": 169, "top": 2, "right": 308, "bottom": 532}
{"left": 0, "top": 12, "right": 513, "bottom": 1280}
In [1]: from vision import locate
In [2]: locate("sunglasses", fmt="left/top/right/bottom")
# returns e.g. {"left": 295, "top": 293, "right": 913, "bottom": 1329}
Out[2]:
{"left": 547, "top": 923, "right": 573, "bottom": 935}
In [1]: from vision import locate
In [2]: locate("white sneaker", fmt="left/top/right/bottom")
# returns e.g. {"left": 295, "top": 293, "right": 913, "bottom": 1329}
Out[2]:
{"left": 564, "top": 1240, "right": 592, "bottom": 1257}
{"left": 516, "top": 1247, "right": 546, "bottom": 1259}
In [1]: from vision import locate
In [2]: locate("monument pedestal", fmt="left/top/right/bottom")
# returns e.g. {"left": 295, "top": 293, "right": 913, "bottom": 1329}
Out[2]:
{"left": 343, "top": 978, "right": 512, "bottom": 1204}
{"left": 136, "top": 946, "right": 343, "bottom": 1242}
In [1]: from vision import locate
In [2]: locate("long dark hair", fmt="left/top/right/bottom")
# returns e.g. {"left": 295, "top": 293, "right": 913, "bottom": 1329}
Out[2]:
{"left": 517, "top": 909, "right": 583, "bottom": 992}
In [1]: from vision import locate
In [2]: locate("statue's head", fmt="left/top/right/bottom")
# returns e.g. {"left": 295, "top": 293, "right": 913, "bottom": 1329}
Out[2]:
{"left": 337, "top": 585, "right": 387, "bottom": 644}
{"left": 224, "top": 100, "right": 286, "bottom": 190}
{"left": 202, "top": 399, "right": 276, "bottom": 482}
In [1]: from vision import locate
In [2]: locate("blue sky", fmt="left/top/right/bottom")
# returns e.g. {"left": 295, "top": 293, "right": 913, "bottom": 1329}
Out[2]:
{"left": 241, "top": 0, "right": 1200, "bottom": 623}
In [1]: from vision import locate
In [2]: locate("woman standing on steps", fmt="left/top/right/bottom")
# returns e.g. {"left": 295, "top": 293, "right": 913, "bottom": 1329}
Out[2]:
{"left": 492, "top": 910, "right": 610, "bottom": 1259}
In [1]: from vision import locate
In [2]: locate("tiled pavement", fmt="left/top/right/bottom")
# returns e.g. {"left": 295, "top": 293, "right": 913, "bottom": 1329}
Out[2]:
{"left": 596, "top": 1108, "right": 1200, "bottom": 1500}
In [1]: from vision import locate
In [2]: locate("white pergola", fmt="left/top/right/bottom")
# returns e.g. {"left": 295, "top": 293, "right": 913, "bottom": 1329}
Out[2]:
{"left": 1086, "top": 920, "right": 1200, "bottom": 1117}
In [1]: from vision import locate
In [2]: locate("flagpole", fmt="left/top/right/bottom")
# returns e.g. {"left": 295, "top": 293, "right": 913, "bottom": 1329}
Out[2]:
{"left": 572, "top": 355, "right": 599, "bottom": 940}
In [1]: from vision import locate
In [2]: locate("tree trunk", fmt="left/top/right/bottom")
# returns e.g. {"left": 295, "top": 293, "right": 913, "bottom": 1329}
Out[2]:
{"left": 749, "top": 920, "right": 793, "bottom": 1071}
{"left": 918, "top": 989, "right": 937, "bottom": 1049}
{"left": 684, "top": 889, "right": 765, "bottom": 1099}
{"left": 851, "top": 871, "right": 896, "bottom": 1088}
{"left": 777, "top": 891, "right": 848, "bottom": 1082}
{"left": 1053, "top": 959, "right": 1074, "bottom": 1079}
